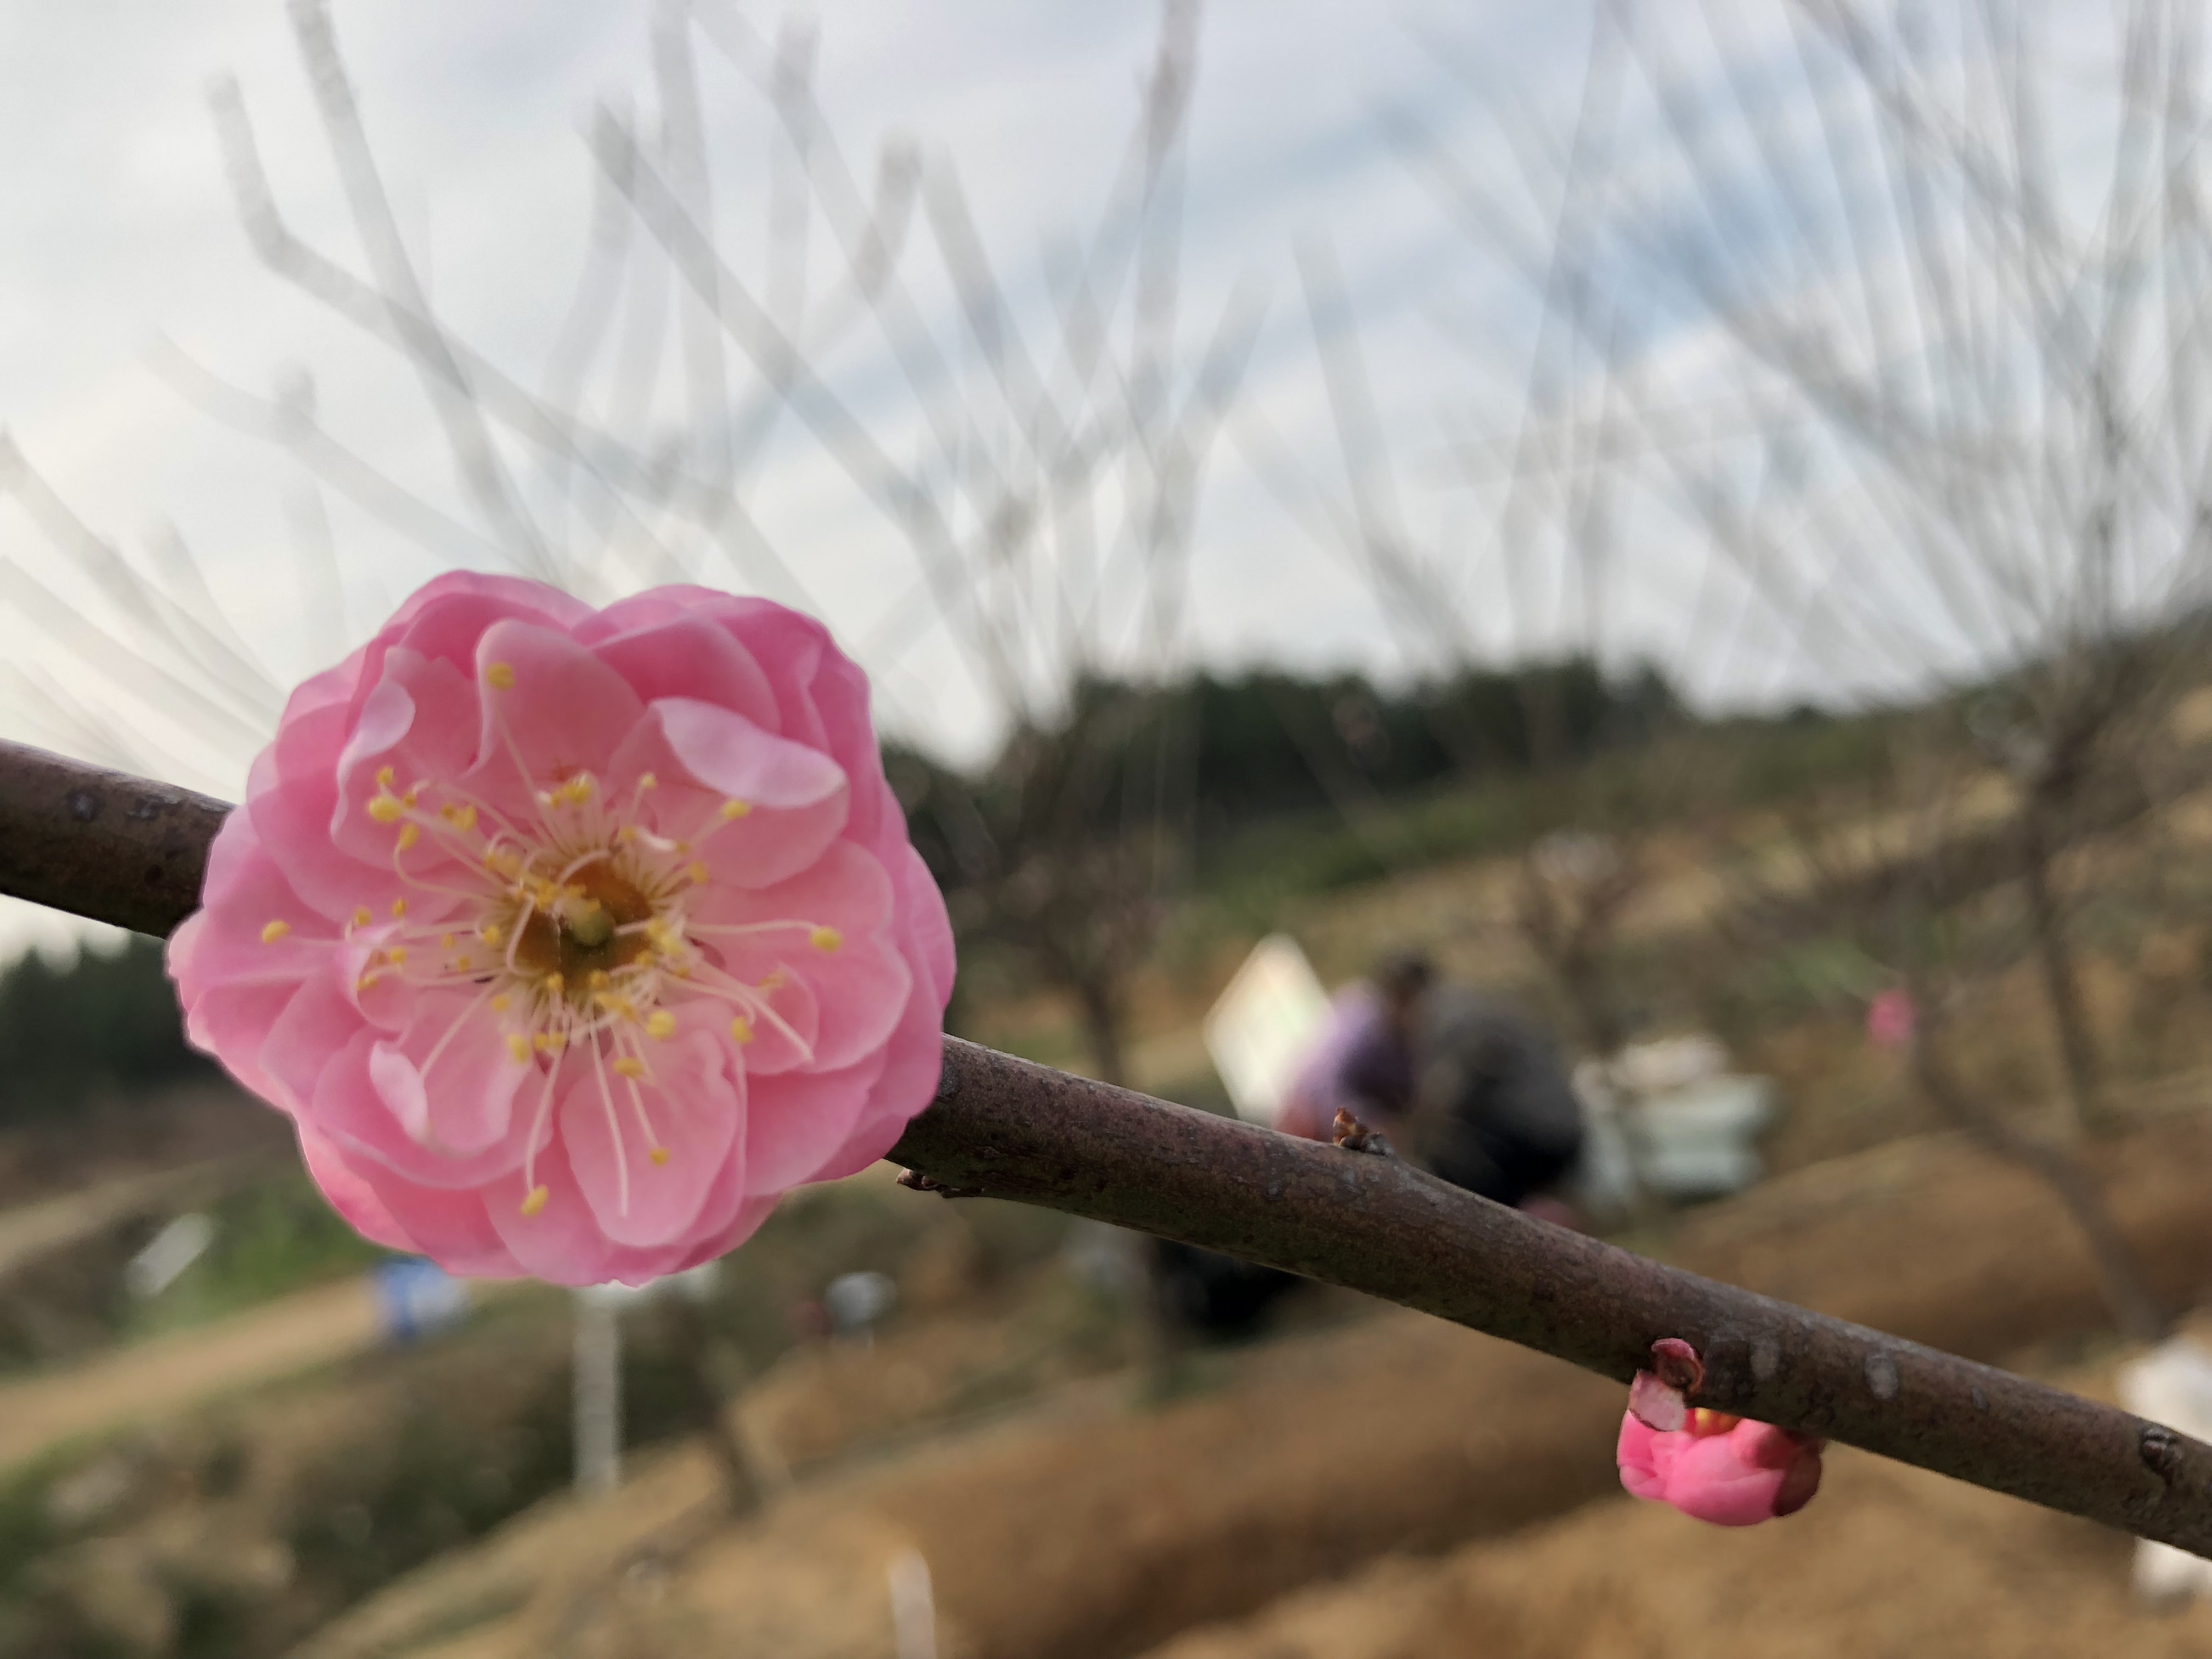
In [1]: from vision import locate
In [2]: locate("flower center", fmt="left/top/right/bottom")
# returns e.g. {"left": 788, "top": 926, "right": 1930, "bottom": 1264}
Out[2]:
{"left": 510, "top": 861, "right": 657, "bottom": 991}
{"left": 300, "top": 661, "right": 853, "bottom": 1222}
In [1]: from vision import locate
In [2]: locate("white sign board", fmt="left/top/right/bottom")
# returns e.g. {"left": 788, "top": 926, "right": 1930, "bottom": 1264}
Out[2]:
{"left": 1204, "top": 935, "right": 1331, "bottom": 1125}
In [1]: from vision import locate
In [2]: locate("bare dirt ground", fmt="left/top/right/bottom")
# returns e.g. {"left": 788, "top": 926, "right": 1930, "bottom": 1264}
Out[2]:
{"left": 1145, "top": 1348, "right": 2211, "bottom": 1659}
{"left": 0, "top": 1273, "right": 540, "bottom": 1475}
{"left": 291, "top": 1107, "right": 2212, "bottom": 1659}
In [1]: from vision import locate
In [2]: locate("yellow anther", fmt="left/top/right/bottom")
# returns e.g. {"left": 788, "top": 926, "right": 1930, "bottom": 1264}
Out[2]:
{"left": 616, "top": 824, "right": 639, "bottom": 844}
{"left": 544, "top": 972, "right": 565, "bottom": 996}
{"left": 637, "top": 772, "right": 658, "bottom": 791}
{"left": 385, "top": 946, "right": 407, "bottom": 966}
{"left": 453, "top": 804, "right": 478, "bottom": 833}
{"left": 520, "top": 1184, "right": 549, "bottom": 1217}
{"left": 729, "top": 1017, "right": 754, "bottom": 1044}
{"left": 401, "top": 790, "right": 419, "bottom": 808}
{"left": 810, "top": 926, "right": 842, "bottom": 953}
{"left": 367, "top": 795, "right": 404, "bottom": 823}
{"left": 490, "top": 994, "right": 511, "bottom": 1013}
{"left": 588, "top": 969, "right": 611, "bottom": 989}
{"left": 566, "top": 775, "right": 594, "bottom": 803}
{"left": 543, "top": 1031, "right": 568, "bottom": 1052}
{"left": 479, "top": 922, "right": 504, "bottom": 946}
{"left": 720, "top": 798, "right": 752, "bottom": 821}
{"left": 391, "top": 898, "right": 409, "bottom": 919}
{"left": 649, "top": 1147, "right": 671, "bottom": 1166}
{"left": 439, "top": 933, "right": 456, "bottom": 950}
{"left": 613, "top": 1057, "right": 646, "bottom": 1079}
{"left": 760, "top": 968, "right": 788, "bottom": 991}
{"left": 506, "top": 1033, "right": 532, "bottom": 1064}
{"left": 351, "top": 907, "right": 372, "bottom": 929}
{"left": 356, "top": 973, "right": 381, "bottom": 994}
{"left": 452, "top": 954, "right": 473, "bottom": 973}
{"left": 484, "top": 662, "right": 516, "bottom": 690}
{"left": 396, "top": 823, "right": 421, "bottom": 851}
{"left": 376, "top": 765, "right": 396, "bottom": 789}
{"left": 687, "top": 861, "right": 710, "bottom": 885}
{"left": 260, "top": 918, "right": 292, "bottom": 944}
{"left": 645, "top": 1010, "right": 677, "bottom": 1041}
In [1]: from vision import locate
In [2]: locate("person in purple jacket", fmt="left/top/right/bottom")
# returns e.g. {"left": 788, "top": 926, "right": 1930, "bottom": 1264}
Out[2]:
{"left": 1275, "top": 948, "right": 1437, "bottom": 1144}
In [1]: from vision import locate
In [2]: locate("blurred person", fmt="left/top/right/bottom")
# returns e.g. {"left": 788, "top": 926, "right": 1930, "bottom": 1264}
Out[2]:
{"left": 1273, "top": 948, "right": 1438, "bottom": 1144}
{"left": 1146, "top": 949, "right": 1439, "bottom": 1341}
{"left": 1404, "top": 985, "right": 1587, "bottom": 1224}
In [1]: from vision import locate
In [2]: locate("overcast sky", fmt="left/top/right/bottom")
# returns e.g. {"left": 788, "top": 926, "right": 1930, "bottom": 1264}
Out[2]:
{"left": 0, "top": 0, "right": 1608, "bottom": 957}
{"left": 0, "top": 2, "right": 2159, "bottom": 961}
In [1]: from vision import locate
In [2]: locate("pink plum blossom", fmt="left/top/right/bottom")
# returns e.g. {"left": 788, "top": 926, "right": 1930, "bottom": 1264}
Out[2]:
{"left": 1617, "top": 1338, "right": 1825, "bottom": 1526}
{"left": 167, "top": 573, "right": 955, "bottom": 1286}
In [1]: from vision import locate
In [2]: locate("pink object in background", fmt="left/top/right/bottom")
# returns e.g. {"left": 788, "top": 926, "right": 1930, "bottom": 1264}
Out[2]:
{"left": 167, "top": 572, "right": 954, "bottom": 1286}
{"left": 1616, "top": 1338, "right": 1825, "bottom": 1526}
{"left": 1865, "top": 988, "right": 1917, "bottom": 1050}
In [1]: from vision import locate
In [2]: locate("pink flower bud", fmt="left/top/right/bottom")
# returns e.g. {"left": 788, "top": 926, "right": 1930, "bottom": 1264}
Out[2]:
{"left": 1618, "top": 1338, "right": 1824, "bottom": 1525}
{"left": 1618, "top": 1404, "right": 1825, "bottom": 1526}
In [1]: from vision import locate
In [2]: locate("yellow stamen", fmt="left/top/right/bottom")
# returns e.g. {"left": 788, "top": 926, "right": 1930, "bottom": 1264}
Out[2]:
{"left": 588, "top": 970, "right": 611, "bottom": 990}
{"left": 646, "top": 1010, "right": 677, "bottom": 1040}
{"left": 490, "top": 994, "right": 511, "bottom": 1013}
{"left": 810, "top": 926, "right": 842, "bottom": 952}
{"left": 260, "top": 918, "right": 292, "bottom": 944}
{"left": 401, "top": 789, "right": 419, "bottom": 808}
{"left": 544, "top": 972, "right": 565, "bottom": 997}
{"left": 729, "top": 1017, "right": 754, "bottom": 1044}
{"left": 687, "top": 861, "right": 710, "bottom": 885}
{"left": 720, "top": 799, "right": 751, "bottom": 821}
{"left": 484, "top": 662, "right": 516, "bottom": 690}
{"left": 520, "top": 1184, "right": 549, "bottom": 1217}
{"left": 351, "top": 907, "right": 372, "bottom": 928}
{"left": 396, "top": 823, "right": 421, "bottom": 851}
{"left": 480, "top": 922, "right": 505, "bottom": 946}
{"left": 391, "top": 898, "right": 409, "bottom": 919}
{"left": 453, "top": 804, "right": 478, "bottom": 833}
{"left": 385, "top": 946, "right": 407, "bottom": 966}
{"left": 367, "top": 796, "right": 404, "bottom": 823}
{"left": 507, "top": 1034, "right": 532, "bottom": 1064}
{"left": 613, "top": 1057, "right": 646, "bottom": 1079}
{"left": 439, "top": 933, "right": 456, "bottom": 950}
{"left": 637, "top": 772, "right": 658, "bottom": 791}
{"left": 376, "top": 765, "right": 396, "bottom": 789}
{"left": 649, "top": 1147, "right": 671, "bottom": 1166}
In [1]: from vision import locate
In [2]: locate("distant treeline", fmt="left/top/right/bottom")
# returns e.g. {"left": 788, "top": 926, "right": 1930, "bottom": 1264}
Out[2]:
{"left": 888, "top": 656, "right": 1685, "bottom": 864}
{"left": 0, "top": 937, "right": 212, "bottom": 1122}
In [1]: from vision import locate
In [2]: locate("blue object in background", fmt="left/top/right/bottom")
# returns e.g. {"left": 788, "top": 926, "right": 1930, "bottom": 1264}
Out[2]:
{"left": 371, "top": 1258, "right": 470, "bottom": 1345}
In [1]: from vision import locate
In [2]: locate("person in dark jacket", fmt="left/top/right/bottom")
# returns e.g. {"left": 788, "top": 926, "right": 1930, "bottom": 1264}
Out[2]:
{"left": 1402, "top": 984, "right": 1585, "bottom": 1212}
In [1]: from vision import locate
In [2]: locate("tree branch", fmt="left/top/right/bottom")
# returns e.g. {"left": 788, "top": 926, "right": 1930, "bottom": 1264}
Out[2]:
{"left": 3, "top": 736, "right": 2211, "bottom": 1556}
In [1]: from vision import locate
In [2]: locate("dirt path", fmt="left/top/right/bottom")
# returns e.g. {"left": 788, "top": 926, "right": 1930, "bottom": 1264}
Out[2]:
{"left": 0, "top": 1277, "right": 387, "bottom": 1473}
{"left": 0, "top": 1154, "right": 261, "bottom": 1279}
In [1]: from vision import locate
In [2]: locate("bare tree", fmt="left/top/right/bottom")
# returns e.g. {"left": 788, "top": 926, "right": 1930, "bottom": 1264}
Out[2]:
{"left": 1400, "top": 0, "right": 2212, "bottom": 1139}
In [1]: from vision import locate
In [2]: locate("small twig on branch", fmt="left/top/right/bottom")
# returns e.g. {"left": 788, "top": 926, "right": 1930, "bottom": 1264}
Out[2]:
{"left": 4, "top": 736, "right": 2212, "bottom": 1557}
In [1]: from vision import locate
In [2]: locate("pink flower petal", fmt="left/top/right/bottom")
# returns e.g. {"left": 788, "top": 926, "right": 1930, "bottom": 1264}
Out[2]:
{"left": 589, "top": 612, "right": 782, "bottom": 729}
{"left": 556, "top": 1031, "right": 742, "bottom": 1248}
